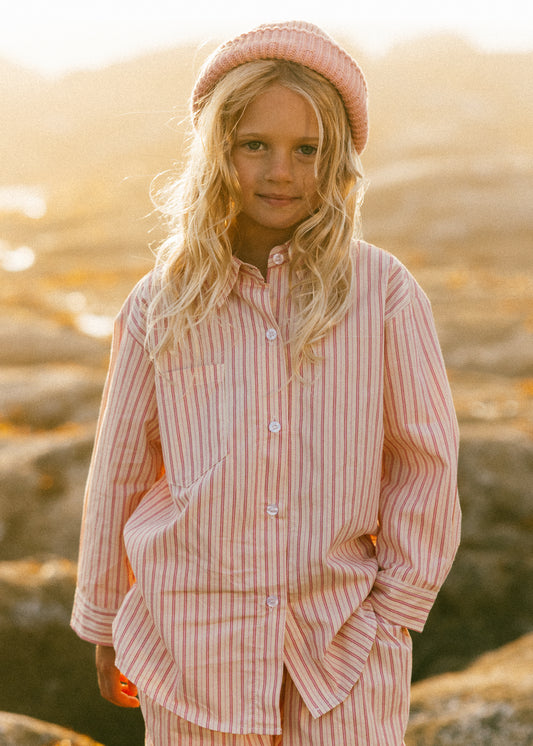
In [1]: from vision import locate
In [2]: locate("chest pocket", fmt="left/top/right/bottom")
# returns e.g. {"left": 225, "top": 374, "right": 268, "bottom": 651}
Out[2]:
{"left": 157, "top": 362, "right": 228, "bottom": 487}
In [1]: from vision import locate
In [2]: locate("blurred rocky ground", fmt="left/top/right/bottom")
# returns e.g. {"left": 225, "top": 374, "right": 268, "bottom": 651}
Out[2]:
{"left": 0, "top": 33, "right": 532, "bottom": 745}
{"left": 406, "top": 632, "right": 533, "bottom": 745}
{"left": 0, "top": 559, "right": 145, "bottom": 744}
{"left": 0, "top": 709, "right": 104, "bottom": 746}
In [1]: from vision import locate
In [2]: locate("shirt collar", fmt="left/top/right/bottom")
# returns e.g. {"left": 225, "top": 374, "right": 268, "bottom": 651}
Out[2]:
{"left": 229, "top": 242, "right": 291, "bottom": 283}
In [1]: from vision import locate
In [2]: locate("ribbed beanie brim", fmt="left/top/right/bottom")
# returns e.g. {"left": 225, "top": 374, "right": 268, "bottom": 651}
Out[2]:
{"left": 191, "top": 21, "right": 369, "bottom": 154}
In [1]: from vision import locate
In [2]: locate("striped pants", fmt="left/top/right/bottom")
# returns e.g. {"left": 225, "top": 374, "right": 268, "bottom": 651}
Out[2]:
{"left": 140, "top": 620, "right": 411, "bottom": 745}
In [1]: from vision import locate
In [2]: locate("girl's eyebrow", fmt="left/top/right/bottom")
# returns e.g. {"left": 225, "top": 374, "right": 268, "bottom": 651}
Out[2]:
{"left": 234, "top": 132, "right": 263, "bottom": 138}
{"left": 235, "top": 131, "right": 319, "bottom": 142}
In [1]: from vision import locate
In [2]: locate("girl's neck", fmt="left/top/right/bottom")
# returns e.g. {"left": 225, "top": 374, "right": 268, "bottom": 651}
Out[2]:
{"left": 232, "top": 221, "right": 293, "bottom": 279}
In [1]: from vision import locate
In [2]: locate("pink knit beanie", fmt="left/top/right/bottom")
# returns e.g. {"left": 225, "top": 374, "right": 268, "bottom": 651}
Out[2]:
{"left": 191, "top": 21, "right": 369, "bottom": 154}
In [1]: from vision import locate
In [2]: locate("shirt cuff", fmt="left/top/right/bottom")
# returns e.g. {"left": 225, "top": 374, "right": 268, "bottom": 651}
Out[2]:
{"left": 370, "top": 573, "right": 437, "bottom": 632}
{"left": 70, "top": 588, "right": 117, "bottom": 646}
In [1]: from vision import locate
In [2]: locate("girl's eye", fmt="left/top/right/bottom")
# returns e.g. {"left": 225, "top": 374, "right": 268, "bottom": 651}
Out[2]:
{"left": 298, "top": 144, "right": 318, "bottom": 156}
{"left": 244, "top": 141, "right": 264, "bottom": 151}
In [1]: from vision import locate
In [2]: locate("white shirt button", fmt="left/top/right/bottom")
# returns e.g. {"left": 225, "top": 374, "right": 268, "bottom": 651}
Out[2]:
{"left": 266, "top": 504, "right": 279, "bottom": 517}
{"left": 266, "top": 328, "right": 278, "bottom": 341}
{"left": 268, "top": 421, "right": 281, "bottom": 433}
{"left": 272, "top": 253, "right": 284, "bottom": 265}
{"left": 266, "top": 596, "right": 279, "bottom": 608}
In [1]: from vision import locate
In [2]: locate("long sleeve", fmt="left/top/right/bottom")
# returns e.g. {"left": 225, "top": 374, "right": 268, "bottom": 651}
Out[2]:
{"left": 71, "top": 281, "right": 163, "bottom": 644}
{"left": 370, "top": 275, "right": 461, "bottom": 632}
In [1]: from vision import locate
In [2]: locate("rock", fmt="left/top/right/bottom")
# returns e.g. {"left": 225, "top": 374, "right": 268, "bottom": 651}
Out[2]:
{"left": 0, "top": 364, "right": 105, "bottom": 430}
{"left": 364, "top": 155, "right": 533, "bottom": 269}
{"left": 444, "top": 324, "right": 533, "bottom": 378}
{"left": 0, "top": 427, "right": 95, "bottom": 560}
{"left": 412, "top": 426, "right": 533, "bottom": 680}
{"left": 450, "top": 372, "right": 533, "bottom": 431}
{"left": 0, "top": 308, "right": 108, "bottom": 367}
{"left": 0, "top": 360, "right": 105, "bottom": 563}
{"left": 406, "top": 632, "right": 533, "bottom": 745}
{"left": 0, "top": 710, "right": 103, "bottom": 745}
{"left": 0, "top": 559, "right": 145, "bottom": 746}
{"left": 457, "top": 426, "right": 533, "bottom": 547}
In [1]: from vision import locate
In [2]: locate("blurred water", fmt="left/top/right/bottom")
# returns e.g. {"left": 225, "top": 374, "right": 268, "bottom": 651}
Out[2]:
{"left": 0, "top": 185, "right": 46, "bottom": 219}
{"left": 74, "top": 311, "right": 114, "bottom": 338}
{"left": 64, "top": 291, "right": 114, "bottom": 338}
{"left": 0, "top": 186, "right": 43, "bottom": 271}
{"left": 0, "top": 240, "right": 35, "bottom": 271}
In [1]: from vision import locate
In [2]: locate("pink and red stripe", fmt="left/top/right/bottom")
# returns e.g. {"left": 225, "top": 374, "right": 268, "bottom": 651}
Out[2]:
{"left": 71, "top": 240, "right": 460, "bottom": 738}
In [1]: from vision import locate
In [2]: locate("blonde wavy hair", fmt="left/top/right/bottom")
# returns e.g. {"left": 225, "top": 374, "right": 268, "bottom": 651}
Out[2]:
{"left": 147, "top": 59, "right": 366, "bottom": 370}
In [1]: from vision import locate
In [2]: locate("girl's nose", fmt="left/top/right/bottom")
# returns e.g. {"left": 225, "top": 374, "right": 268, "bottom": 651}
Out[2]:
{"left": 265, "top": 150, "right": 293, "bottom": 182}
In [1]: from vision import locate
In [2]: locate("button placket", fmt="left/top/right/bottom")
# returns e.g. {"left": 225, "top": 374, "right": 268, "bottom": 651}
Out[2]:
{"left": 260, "top": 253, "right": 288, "bottom": 638}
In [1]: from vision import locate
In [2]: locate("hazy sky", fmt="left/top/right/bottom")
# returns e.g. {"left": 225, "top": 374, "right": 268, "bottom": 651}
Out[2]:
{"left": 2, "top": 0, "right": 532, "bottom": 75}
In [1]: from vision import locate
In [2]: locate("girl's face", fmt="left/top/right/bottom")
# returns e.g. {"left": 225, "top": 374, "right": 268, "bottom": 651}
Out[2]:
{"left": 231, "top": 84, "right": 320, "bottom": 250}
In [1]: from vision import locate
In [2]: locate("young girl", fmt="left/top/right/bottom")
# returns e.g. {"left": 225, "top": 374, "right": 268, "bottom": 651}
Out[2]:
{"left": 71, "top": 21, "right": 461, "bottom": 745}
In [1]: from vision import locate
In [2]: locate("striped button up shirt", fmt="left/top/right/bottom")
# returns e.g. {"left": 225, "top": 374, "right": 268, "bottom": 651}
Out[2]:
{"left": 71, "top": 240, "right": 461, "bottom": 735}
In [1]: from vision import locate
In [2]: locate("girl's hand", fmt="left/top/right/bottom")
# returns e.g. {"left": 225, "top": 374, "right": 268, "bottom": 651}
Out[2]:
{"left": 95, "top": 644, "right": 140, "bottom": 708}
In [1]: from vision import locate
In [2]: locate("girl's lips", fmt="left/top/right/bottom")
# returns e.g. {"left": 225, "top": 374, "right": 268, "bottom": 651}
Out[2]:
{"left": 259, "top": 194, "right": 299, "bottom": 207}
